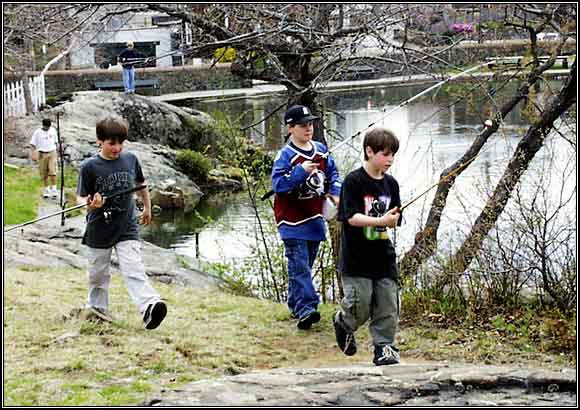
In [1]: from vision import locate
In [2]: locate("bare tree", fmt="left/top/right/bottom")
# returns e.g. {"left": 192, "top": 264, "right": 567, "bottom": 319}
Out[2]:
{"left": 3, "top": 4, "right": 130, "bottom": 114}
{"left": 399, "top": 4, "right": 576, "bottom": 284}
{"left": 119, "top": 4, "right": 464, "bottom": 141}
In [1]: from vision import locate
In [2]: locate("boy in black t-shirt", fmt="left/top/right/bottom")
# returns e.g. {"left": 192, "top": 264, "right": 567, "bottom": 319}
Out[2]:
{"left": 333, "top": 127, "right": 403, "bottom": 366}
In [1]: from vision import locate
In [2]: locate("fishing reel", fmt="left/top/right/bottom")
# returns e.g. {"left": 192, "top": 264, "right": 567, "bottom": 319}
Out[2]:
{"left": 305, "top": 169, "right": 326, "bottom": 197}
{"left": 369, "top": 199, "right": 387, "bottom": 231}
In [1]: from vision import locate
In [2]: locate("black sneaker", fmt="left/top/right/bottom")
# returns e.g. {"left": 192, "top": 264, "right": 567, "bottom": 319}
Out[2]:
{"left": 143, "top": 300, "right": 167, "bottom": 330}
{"left": 373, "top": 344, "right": 400, "bottom": 366}
{"left": 297, "top": 310, "right": 321, "bottom": 330}
{"left": 332, "top": 311, "right": 357, "bottom": 356}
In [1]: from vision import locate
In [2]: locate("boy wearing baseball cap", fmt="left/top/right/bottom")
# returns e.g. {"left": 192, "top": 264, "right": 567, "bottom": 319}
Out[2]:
{"left": 271, "top": 105, "right": 342, "bottom": 330}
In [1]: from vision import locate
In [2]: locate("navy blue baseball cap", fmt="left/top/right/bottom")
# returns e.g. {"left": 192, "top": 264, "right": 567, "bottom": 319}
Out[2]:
{"left": 284, "top": 105, "right": 319, "bottom": 125}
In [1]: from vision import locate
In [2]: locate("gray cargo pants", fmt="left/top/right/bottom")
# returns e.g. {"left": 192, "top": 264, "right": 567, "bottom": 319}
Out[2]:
{"left": 339, "top": 275, "right": 400, "bottom": 347}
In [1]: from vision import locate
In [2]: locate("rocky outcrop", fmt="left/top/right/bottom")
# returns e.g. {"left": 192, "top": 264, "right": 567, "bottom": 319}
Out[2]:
{"left": 147, "top": 363, "right": 577, "bottom": 406}
{"left": 4, "top": 201, "right": 218, "bottom": 289}
{"left": 5, "top": 91, "right": 230, "bottom": 212}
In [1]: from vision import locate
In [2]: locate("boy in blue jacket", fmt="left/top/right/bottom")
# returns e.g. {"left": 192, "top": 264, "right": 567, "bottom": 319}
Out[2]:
{"left": 271, "top": 105, "right": 341, "bottom": 330}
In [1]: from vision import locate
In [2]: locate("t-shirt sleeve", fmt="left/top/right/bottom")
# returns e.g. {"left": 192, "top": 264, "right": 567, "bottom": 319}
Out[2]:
{"left": 134, "top": 156, "right": 145, "bottom": 184}
{"left": 77, "top": 162, "right": 92, "bottom": 197}
{"left": 388, "top": 176, "right": 403, "bottom": 227}
{"left": 30, "top": 129, "right": 38, "bottom": 146}
{"left": 338, "top": 173, "right": 363, "bottom": 222}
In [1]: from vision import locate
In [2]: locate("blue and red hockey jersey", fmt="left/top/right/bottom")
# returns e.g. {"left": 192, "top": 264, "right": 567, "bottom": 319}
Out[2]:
{"left": 272, "top": 141, "right": 341, "bottom": 241}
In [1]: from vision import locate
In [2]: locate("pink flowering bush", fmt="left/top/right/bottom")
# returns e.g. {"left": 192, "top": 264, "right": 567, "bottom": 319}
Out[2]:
{"left": 451, "top": 23, "right": 474, "bottom": 33}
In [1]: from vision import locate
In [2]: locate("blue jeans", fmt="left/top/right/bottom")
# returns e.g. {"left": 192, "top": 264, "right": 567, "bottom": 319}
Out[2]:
{"left": 122, "top": 67, "right": 135, "bottom": 93}
{"left": 283, "top": 239, "right": 320, "bottom": 320}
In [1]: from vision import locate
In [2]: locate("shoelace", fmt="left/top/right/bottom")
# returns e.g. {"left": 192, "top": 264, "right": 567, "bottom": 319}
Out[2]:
{"left": 378, "top": 345, "right": 398, "bottom": 360}
{"left": 344, "top": 333, "right": 355, "bottom": 352}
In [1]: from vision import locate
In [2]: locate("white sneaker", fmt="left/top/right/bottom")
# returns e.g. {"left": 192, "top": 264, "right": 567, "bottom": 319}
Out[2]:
{"left": 43, "top": 187, "right": 50, "bottom": 198}
{"left": 51, "top": 187, "right": 59, "bottom": 198}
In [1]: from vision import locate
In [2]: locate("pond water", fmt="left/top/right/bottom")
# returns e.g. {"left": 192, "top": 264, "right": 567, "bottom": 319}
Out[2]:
{"left": 141, "top": 80, "right": 575, "bottom": 265}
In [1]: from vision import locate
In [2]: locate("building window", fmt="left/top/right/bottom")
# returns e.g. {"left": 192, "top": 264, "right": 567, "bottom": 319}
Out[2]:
{"left": 172, "top": 55, "right": 184, "bottom": 66}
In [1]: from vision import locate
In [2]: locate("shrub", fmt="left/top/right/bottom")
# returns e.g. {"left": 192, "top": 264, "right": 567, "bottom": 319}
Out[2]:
{"left": 175, "top": 149, "right": 212, "bottom": 182}
{"left": 214, "top": 47, "right": 236, "bottom": 63}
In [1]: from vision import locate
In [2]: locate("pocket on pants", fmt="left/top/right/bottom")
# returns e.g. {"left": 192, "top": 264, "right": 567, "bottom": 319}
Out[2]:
{"left": 341, "top": 281, "right": 359, "bottom": 320}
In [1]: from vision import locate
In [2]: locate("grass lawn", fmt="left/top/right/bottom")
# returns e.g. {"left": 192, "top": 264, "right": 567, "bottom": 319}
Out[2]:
{"left": 4, "top": 164, "right": 80, "bottom": 226}
{"left": 4, "top": 165, "right": 41, "bottom": 225}
{"left": 4, "top": 265, "right": 576, "bottom": 406}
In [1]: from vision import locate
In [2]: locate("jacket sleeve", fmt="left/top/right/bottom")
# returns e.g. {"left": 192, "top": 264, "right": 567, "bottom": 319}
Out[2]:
{"left": 271, "top": 149, "right": 308, "bottom": 193}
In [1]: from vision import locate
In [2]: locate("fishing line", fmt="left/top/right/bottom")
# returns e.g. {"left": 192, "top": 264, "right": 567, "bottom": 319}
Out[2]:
{"left": 260, "top": 61, "right": 498, "bottom": 201}
{"left": 392, "top": 71, "right": 518, "bottom": 187}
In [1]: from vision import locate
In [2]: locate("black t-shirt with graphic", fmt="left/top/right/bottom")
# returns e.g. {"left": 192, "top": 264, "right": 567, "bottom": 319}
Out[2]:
{"left": 337, "top": 167, "right": 402, "bottom": 280}
{"left": 77, "top": 152, "right": 144, "bottom": 248}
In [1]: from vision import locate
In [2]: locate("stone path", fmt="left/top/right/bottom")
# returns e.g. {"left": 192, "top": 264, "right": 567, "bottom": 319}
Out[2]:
{"left": 145, "top": 363, "right": 576, "bottom": 406}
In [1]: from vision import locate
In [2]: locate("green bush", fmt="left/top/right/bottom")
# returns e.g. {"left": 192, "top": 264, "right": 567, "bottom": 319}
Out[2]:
{"left": 175, "top": 149, "right": 212, "bottom": 182}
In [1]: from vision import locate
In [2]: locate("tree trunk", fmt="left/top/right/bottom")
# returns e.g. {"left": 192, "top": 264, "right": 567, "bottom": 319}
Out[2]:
{"left": 398, "top": 57, "right": 573, "bottom": 284}
{"left": 444, "top": 60, "right": 576, "bottom": 278}
{"left": 18, "top": 72, "right": 34, "bottom": 115}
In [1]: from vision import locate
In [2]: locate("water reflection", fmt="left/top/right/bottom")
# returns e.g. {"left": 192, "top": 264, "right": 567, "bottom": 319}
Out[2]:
{"left": 142, "top": 80, "right": 574, "bottom": 263}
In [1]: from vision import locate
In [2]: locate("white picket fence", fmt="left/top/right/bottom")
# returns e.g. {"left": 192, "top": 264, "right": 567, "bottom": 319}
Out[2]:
{"left": 3, "top": 74, "right": 46, "bottom": 117}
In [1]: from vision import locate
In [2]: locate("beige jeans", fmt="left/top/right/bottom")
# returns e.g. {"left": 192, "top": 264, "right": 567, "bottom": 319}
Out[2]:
{"left": 86, "top": 240, "right": 161, "bottom": 315}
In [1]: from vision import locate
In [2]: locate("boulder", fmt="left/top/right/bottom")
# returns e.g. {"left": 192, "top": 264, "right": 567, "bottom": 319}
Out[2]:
{"left": 4, "top": 91, "right": 227, "bottom": 210}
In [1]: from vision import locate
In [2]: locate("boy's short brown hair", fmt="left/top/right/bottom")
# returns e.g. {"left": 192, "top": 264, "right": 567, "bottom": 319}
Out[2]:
{"left": 96, "top": 115, "right": 129, "bottom": 143}
{"left": 363, "top": 127, "right": 399, "bottom": 160}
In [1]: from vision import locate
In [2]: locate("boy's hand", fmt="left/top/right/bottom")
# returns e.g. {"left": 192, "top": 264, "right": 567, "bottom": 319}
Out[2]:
{"left": 301, "top": 160, "right": 319, "bottom": 174}
{"left": 330, "top": 195, "right": 340, "bottom": 207}
{"left": 31, "top": 150, "right": 38, "bottom": 161}
{"left": 379, "top": 207, "right": 400, "bottom": 228}
{"left": 87, "top": 193, "right": 104, "bottom": 210}
{"left": 139, "top": 208, "right": 152, "bottom": 225}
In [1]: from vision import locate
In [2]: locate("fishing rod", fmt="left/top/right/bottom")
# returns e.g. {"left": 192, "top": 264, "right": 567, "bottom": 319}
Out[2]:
{"left": 398, "top": 154, "right": 480, "bottom": 213}
{"left": 4, "top": 184, "right": 148, "bottom": 233}
{"left": 56, "top": 112, "right": 66, "bottom": 226}
{"left": 261, "top": 61, "right": 495, "bottom": 201}
{"left": 323, "top": 60, "right": 495, "bottom": 158}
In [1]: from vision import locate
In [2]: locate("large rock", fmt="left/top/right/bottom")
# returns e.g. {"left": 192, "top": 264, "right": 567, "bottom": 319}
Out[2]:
{"left": 5, "top": 91, "right": 225, "bottom": 211}
{"left": 148, "top": 363, "right": 577, "bottom": 406}
{"left": 4, "top": 209, "right": 218, "bottom": 289}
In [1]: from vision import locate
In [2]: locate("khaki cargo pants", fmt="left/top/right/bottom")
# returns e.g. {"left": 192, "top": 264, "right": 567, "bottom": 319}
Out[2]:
{"left": 38, "top": 150, "right": 58, "bottom": 178}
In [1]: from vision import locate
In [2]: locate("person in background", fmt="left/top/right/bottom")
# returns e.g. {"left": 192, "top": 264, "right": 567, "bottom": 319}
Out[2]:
{"left": 118, "top": 41, "right": 144, "bottom": 94}
{"left": 30, "top": 118, "right": 59, "bottom": 199}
